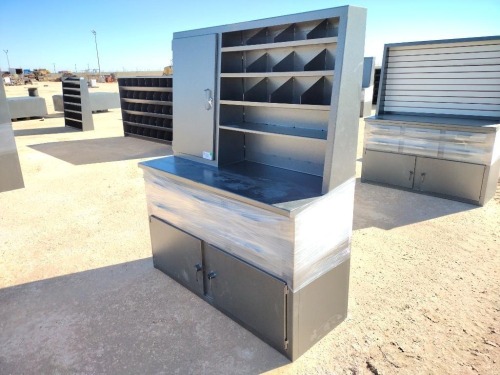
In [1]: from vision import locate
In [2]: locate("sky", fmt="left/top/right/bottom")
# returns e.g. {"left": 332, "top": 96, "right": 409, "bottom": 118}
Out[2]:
{"left": 1, "top": 0, "right": 499, "bottom": 72}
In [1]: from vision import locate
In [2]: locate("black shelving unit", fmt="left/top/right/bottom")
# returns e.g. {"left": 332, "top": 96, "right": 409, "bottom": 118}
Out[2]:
{"left": 118, "top": 76, "right": 173, "bottom": 143}
{"left": 62, "top": 77, "right": 94, "bottom": 131}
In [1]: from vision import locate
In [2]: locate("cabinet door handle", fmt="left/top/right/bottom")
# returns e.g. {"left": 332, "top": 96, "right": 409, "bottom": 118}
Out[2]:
{"left": 194, "top": 263, "right": 203, "bottom": 282}
{"left": 409, "top": 170, "right": 414, "bottom": 181}
{"left": 420, "top": 172, "right": 426, "bottom": 184}
{"left": 207, "top": 271, "right": 217, "bottom": 280}
{"left": 204, "top": 88, "right": 213, "bottom": 110}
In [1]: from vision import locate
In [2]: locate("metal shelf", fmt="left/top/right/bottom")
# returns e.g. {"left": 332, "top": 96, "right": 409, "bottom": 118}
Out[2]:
{"left": 219, "top": 100, "right": 329, "bottom": 111}
{"left": 221, "top": 37, "right": 337, "bottom": 52}
{"left": 121, "top": 98, "right": 172, "bottom": 105}
{"left": 120, "top": 86, "right": 172, "bottom": 92}
{"left": 124, "top": 121, "right": 173, "bottom": 131}
{"left": 63, "top": 94, "right": 81, "bottom": 99}
{"left": 219, "top": 122, "right": 327, "bottom": 140}
{"left": 220, "top": 71, "right": 333, "bottom": 78}
{"left": 63, "top": 101, "right": 81, "bottom": 106}
{"left": 123, "top": 109, "right": 172, "bottom": 119}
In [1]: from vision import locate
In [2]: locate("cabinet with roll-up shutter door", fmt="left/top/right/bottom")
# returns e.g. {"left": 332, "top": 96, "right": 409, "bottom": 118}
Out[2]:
{"left": 362, "top": 36, "right": 500, "bottom": 206}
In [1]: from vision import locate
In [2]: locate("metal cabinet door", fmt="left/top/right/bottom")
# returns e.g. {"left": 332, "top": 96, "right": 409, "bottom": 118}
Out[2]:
{"left": 362, "top": 150, "right": 416, "bottom": 188}
{"left": 414, "top": 157, "right": 485, "bottom": 203}
{"left": 172, "top": 34, "right": 217, "bottom": 160}
{"left": 203, "top": 244, "right": 287, "bottom": 350}
{"left": 149, "top": 216, "right": 204, "bottom": 295}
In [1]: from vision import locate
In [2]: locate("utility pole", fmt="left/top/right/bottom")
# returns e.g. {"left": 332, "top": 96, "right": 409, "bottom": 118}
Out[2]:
{"left": 3, "top": 50, "right": 10, "bottom": 71}
{"left": 53, "top": 62, "right": 56, "bottom": 73}
{"left": 91, "top": 30, "right": 101, "bottom": 76}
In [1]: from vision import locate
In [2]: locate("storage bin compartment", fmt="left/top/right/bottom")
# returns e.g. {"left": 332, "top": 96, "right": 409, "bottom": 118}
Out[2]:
{"left": 300, "top": 76, "right": 332, "bottom": 105}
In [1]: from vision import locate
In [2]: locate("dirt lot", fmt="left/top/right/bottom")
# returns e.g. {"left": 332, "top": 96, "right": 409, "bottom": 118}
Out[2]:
{"left": 0, "top": 81, "right": 499, "bottom": 374}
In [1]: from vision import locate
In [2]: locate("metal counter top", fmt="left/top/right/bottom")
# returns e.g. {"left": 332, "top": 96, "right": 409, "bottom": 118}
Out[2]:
{"left": 140, "top": 156, "right": 323, "bottom": 216}
{"left": 368, "top": 114, "right": 500, "bottom": 130}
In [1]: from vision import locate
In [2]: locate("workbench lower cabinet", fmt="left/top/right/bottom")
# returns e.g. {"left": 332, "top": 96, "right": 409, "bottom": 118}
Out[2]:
{"left": 141, "top": 156, "right": 353, "bottom": 360}
{"left": 150, "top": 216, "right": 288, "bottom": 352}
{"left": 148, "top": 214, "right": 350, "bottom": 360}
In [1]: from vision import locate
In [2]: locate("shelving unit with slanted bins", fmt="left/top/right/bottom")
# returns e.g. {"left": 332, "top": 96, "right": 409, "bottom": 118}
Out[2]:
{"left": 118, "top": 76, "right": 173, "bottom": 143}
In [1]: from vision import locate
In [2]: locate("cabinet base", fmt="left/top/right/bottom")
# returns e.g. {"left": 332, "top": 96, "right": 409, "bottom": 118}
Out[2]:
{"left": 149, "top": 215, "right": 349, "bottom": 361}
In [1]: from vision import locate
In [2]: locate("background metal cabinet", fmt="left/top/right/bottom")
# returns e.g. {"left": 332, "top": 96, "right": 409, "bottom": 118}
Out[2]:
{"left": 118, "top": 76, "right": 173, "bottom": 143}
{"left": 362, "top": 150, "right": 416, "bottom": 188}
{"left": 362, "top": 36, "right": 500, "bottom": 206}
{"left": 150, "top": 216, "right": 204, "bottom": 295}
{"left": 172, "top": 34, "right": 218, "bottom": 160}
{"left": 62, "top": 77, "right": 94, "bottom": 131}
{"left": 414, "top": 157, "right": 485, "bottom": 202}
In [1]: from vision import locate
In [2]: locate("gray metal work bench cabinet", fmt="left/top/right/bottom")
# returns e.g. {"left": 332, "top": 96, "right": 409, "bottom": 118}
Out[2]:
{"left": 362, "top": 36, "right": 500, "bottom": 206}
{"left": 139, "top": 6, "right": 366, "bottom": 360}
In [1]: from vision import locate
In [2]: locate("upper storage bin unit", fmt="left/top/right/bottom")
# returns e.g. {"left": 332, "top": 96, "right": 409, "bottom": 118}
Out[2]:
{"left": 377, "top": 37, "right": 500, "bottom": 119}
{"left": 218, "top": 18, "right": 339, "bottom": 178}
{"left": 172, "top": 7, "right": 366, "bottom": 193}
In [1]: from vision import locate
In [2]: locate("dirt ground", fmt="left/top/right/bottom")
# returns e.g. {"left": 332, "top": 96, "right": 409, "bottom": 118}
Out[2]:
{"left": 0, "top": 81, "right": 499, "bottom": 374}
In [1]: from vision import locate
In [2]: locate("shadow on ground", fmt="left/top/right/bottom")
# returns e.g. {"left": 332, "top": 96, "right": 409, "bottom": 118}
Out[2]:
{"left": 14, "top": 125, "right": 78, "bottom": 137}
{"left": 29, "top": 136, "right": 172, "bottom": 165}
{"left": 0, "top": 259, "right": 287, "bottom": 374}
{"left": 353, "top": 179, "right": 475, "bottom": 230}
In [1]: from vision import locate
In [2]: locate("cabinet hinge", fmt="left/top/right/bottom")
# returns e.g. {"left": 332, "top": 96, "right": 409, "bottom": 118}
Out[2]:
{"left": 284, "top": 285, "right": 289, "bottom": 295}
{"left": 284, "top": 340, "right": 289, "bottom": 350}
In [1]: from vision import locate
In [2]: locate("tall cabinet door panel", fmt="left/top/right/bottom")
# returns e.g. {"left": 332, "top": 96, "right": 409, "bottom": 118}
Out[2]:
{"left": 203, "top": 244, "right": 287, "bottom": 351}
{"left": 173, "top": 34, "right": 218, "bottom": 160}
{"left": 149, "top": 216, "right": 204, "bottom": 295}
{"left": 414, "top": 157, "right": 485, "bottom": 203}
{"left": 362, "top": 150, "right": 416, "bottom": 188}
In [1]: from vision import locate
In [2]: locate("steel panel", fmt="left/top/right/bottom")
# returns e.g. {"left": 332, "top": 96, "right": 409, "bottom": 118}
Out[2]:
{"left": 203, "top": 244, "right": 287, "bottom": 351}
{"left": 292, "top": 258, "right": 350, "bottom": 359}
{"left": 0, "top": 81, "right": 24, "bottom": 192}
{"left": 173, "top": 34, "right": 217, "bottom": 160}
{"left": 362, "top": 150, "right": 416, "bottom": 188}
{"left": 149, "top": 217, "right": 203, "bottom": 295}
{"left": 414, "top": 157, "right": 485, "bottom": 202}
